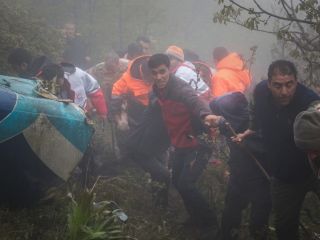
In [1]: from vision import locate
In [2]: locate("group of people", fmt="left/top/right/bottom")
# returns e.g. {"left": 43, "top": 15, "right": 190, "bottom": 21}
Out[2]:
{"left": 5, "top": 25, "right": 320, "bottom": 240}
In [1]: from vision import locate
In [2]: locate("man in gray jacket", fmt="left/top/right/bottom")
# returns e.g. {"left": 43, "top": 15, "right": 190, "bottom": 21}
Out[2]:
{"left": 294, "top": 101, "right": 320, "bottom": 178}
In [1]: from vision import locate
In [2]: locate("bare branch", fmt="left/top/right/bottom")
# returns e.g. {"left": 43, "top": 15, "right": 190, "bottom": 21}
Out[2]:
{"left": 252, "top": 0, "right": 317, "bottom": 24}
{"left": 280, "top": 0, "right": 293, "bottom": 18}
{"left": 228, "top": 19, "right": 277, "bottom": 34}
{"left": 227, "top": 0, "right": 318, "bottom": 24}
{"left": 278, "top": 21, "right": 293, "bottom": 31}
{"left": 229, "top": 0, "right": 263, "bottom": 14}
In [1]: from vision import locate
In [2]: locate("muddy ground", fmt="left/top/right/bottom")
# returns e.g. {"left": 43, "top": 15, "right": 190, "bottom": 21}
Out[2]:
{"left": 1, "top": 125, "right": 319, "bottom": 240}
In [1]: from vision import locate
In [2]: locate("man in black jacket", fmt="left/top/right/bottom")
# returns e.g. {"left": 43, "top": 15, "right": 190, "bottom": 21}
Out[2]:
{"left": 210, "top": 92, "right": 271, "bottom": 240}
{"left": 147, "top": 53, "right": 222, "bottom": 238}
{"left": 233, "top": 60, "right": 320, "bottom": 240}
{"left": 62, "top": 23, "right": 91, "bottom": 69}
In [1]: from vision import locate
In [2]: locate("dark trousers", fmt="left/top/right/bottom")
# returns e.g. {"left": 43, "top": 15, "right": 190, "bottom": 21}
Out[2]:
{"left": 221, "top": 175, "right": 271, "bottom": 240}
{"left": 272, "top": 176, "right": 320, "bottom": 240}
{"left": 171, "top": 147, "right": 218, "bottom": 227}
{"left": 132, "top": 151, "right": 171, "bottom": 207}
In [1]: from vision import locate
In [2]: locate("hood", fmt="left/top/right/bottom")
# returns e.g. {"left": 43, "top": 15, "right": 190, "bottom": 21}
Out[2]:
{"left": 128, "top": 55, "right": 152, "bottom": 83}
{"left": 216, "top": 52, "right": 246, "bottom": 71}
{"left": 210, "top": 92, "right": 249, "bottom": 133}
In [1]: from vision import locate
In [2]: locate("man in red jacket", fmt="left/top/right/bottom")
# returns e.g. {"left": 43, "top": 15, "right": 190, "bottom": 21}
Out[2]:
{"left": 148, "top": 53, "right": 222, "bottom": 238}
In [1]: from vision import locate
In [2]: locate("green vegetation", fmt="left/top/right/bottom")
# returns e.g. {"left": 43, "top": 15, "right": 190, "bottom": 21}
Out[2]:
{"left": 0, "top": 1, "right": 63, "bottom": 74}
{"left": 1, "top": 146, "right": 319, "bottom": 240}
{"left": 67, "top": 185, "right": 130, "bottom": 240}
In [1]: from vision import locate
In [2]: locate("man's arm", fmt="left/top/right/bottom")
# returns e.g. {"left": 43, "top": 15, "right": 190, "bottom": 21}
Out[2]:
{"left": 232, "top": 96, "right": 257, "bottom": 142}
{"left": 111, "top": 73, "right": 129, "bottom": 96}
{"left": 109, "top": 74, "right": 129, "bottom": 116}
{"left": 179, "top": 82, "right": 222, "bottom": 127}
{"left": 82, "top": 71, "right": 108, "bottom": 118}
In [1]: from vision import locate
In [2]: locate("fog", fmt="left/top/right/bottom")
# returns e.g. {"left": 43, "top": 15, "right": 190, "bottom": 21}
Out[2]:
{"left": 15, "top": 0, "right": 278, "bottom": 81}
{"left": 110, "top": 0, "right": 277, "bottom": 81}
{"left": 154, "top": 0, "right": 275, "bottom": 81}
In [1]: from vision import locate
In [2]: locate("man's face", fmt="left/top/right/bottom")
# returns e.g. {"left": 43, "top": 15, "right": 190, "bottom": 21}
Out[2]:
{"left": 168, "top": 56, "right": 180, "bottom": 72}
{"left": 268, "top": 74, "right": 297, "bottom": 106}
{"left": 151, "top": 64, "right": 170, "bottom": 89}
{"left": 139, "top": 41, "right": 151, "bottom": 54}
{"left": 63, "top": 23, "right": 76, "bottom": 39}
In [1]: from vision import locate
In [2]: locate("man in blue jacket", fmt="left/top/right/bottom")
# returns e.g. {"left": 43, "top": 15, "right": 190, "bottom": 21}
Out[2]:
{"left": 233, "top": 60, "right": 320, "bottom": 240}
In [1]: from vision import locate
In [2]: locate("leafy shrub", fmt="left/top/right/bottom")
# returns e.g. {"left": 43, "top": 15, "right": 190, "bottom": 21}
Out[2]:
{"left": 67, "top": 184, "right": 132, "bottom": 240}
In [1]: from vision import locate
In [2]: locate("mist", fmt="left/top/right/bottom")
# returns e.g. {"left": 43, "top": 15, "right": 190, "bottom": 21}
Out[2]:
{"left": 152, "top": 0, "right": 275, "bottom": 81}
{"left": 2, "top": 1, "right": 320, "bottom": 239}
{"left": 29, "top": 0, "right": 276, "bottom": 81}
{"left": 4, "top": 0, "right": 277, "bottom": 81}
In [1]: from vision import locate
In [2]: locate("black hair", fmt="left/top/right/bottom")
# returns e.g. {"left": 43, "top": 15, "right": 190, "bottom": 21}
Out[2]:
{"left": 267, "top": 60, "right": 297, "bottom": 81}
{"left": 40, "top": 64, "right": 64, "bottom": 81}
{"left": 7, "top": 48, "right": 32, "bottom": 66}
{"left": 184, "top": 49, "right": 200, "bottom": 62}
{"left": 29, "top": 55, "right": 52, "bottom": 76}
{"left": 127, "top": 42, "right": 143, "bottom": 60}
{"left": 136, "top": 36, "right": 151, "bottom": 44}
{"left": 115, "top": 49, "right": 126, "bottom": 58}
{"left": 148, "top": 53, "right": 170, "bottom": 69}
{"left": 212, "top": 47, "right": 229, "bottom": 61}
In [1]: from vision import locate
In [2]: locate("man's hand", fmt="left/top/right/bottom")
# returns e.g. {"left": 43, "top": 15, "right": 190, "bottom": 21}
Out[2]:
{"left": 231, "top": 129, "right": 255, "bottom": 143}
{"left": 204, "top": 115, "right": 224, "bottom": 128}
{"left": 231, "top": 133, "right": 246, "bottom": 143}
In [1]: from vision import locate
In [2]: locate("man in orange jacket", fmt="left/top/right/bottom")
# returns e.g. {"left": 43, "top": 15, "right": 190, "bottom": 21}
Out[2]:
{"left": 111, "top": 55, "right": 171, "bottom": 207}
{"left": 110, "top": 54, "right": 153, "bottom": 160}
{"left": 211, "top": 47, "right": 251, "bottom": 98}
{"left": 111, "top": 55, "right": 153, "bottom": 129}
